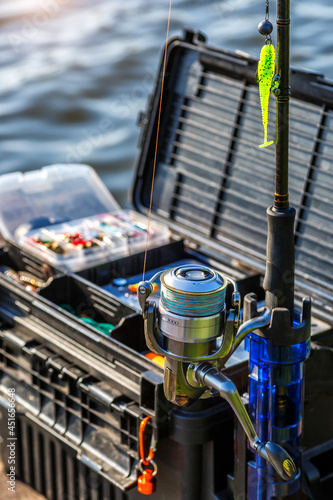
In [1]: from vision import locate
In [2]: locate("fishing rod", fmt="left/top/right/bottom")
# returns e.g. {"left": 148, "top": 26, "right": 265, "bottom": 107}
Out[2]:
{"left": 246, "top": 1, "right": 311, "bottom": 498}
{"left": 137, "top": 0, "right": 311, "bottom": 498}
{"left": 261, "top": 0, "right": 295, "bottom": 314}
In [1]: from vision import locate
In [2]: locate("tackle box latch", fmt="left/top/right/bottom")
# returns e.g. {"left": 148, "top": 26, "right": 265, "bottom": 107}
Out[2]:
{"left": 183, "top": 28, "right": 206, "bottom": 45}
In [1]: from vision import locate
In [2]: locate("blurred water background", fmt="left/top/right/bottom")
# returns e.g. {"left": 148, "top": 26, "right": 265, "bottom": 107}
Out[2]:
{"left": 0, "top": 0, "right": 332, "bottom": 206}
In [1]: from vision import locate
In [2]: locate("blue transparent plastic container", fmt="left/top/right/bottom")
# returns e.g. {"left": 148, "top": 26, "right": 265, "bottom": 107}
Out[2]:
{"left": 247, "top": 333, "right": 310, "bottom": 499}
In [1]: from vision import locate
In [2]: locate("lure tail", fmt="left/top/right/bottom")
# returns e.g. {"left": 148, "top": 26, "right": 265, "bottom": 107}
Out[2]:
{"left": 259, "top": 88, "right": 274, "bottom": 148}
{"left": 259, "top": 140, "right": 274, "bottom": 149}
{"left": 259, "top": 98, "right": 274, "bottom": 148}
{"left": 257, "top": 43, "right": 275, "bottom": 148}
{"left": 259, "top": 125, "right": 274, "bottom": 148}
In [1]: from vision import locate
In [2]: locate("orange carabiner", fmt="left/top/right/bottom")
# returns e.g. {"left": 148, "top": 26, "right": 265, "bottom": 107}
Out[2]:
{"left": 139, "top": 416, "right": 155, "bottom": 466}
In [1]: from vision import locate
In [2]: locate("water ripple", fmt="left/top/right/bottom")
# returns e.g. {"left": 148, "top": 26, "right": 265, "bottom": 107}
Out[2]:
{"left": 0, "top": 0, "right": 331, "bottom": 206}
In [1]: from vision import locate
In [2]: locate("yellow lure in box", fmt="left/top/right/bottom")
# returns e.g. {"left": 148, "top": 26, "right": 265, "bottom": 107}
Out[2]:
{"left": 258, "top": 43, "right": 275, "bottom": 148}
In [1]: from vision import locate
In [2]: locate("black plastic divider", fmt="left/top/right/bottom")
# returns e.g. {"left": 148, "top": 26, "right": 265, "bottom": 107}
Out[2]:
{"left": 39, "top": 274, "right": 150, "bottom": 354}
{"left": 39, "top": 274, "right": 134, "bottom": 327}
{"left": 78, "top": 238, "right": 186, "bottom": 286}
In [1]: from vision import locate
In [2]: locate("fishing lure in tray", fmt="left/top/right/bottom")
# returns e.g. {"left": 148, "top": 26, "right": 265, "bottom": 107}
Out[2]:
{"left": 258, "top": 42, "right": 275, "bottom": 148}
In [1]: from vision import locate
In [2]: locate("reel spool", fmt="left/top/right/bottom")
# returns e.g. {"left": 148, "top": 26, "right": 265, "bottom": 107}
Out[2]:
{"left": 158, "top": 266, "right": 228, "bottom": 360}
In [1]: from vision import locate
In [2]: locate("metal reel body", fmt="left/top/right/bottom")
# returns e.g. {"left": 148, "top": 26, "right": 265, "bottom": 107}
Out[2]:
{"left": 140, "top": 265, "right": 234, "bottom": 405}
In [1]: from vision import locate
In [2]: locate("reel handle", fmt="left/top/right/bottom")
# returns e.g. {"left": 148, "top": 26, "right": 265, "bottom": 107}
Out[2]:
{"left": 192, "top": 362, "right": 297, "bottom": 481}
{"left": 255, "top": 441, "right": 298, "bottom": 481}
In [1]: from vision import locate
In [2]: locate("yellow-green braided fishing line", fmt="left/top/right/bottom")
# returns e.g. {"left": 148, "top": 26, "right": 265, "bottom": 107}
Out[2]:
{"left": 258, "top": 43, "right": 275, "bottom": 148}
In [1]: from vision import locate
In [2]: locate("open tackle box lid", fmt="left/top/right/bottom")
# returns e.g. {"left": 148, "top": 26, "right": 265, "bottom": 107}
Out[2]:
{"left": 0, "top": 164, "right": 170, "bottom": 271}
{"left": 132, "top": 30, "right": 333, "bottom": 321}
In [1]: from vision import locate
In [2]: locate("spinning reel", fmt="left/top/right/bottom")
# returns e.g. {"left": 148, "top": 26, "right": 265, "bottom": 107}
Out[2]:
{"left": 138, "top": 265, "right": 239, "bottom": 405}
{"left": 138, "top": 264, "right": 297, "bottom": 482}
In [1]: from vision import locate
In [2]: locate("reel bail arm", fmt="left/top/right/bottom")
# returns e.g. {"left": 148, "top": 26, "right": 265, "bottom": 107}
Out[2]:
{"left": 138, "top": 271, "right": 164, "bottom": 314}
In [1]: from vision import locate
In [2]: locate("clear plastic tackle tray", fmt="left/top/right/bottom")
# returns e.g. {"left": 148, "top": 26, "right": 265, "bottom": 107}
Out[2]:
{"left": 0, "top": 164, "right": 170, "bottom": 271}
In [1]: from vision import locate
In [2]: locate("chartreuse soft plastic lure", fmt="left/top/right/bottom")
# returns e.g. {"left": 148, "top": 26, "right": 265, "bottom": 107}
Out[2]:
{"left": 258, "top": 43, "right": 275, "bottom": 148}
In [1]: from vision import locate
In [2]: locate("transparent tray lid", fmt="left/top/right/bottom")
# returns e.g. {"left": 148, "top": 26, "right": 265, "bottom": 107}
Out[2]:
{"left": 0, "top": 164, "right": 120, "bottom": 241}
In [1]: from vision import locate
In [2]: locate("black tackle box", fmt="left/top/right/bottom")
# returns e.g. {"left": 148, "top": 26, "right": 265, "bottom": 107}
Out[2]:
{"left": 0, "top": 30, "right": 333, "bottom": 500}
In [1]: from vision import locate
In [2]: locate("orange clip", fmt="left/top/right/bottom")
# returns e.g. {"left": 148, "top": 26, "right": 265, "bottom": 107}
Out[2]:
{"left": 139, "top": 416, "right": 155, "bottom": 465}
{"left": 138, "top": 416, "right": 157, "bottom": 495}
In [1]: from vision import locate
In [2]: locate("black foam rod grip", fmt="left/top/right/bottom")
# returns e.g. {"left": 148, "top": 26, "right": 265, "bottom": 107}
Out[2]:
{"left": 263, "top": 205, "right": 296, "bottom": 319}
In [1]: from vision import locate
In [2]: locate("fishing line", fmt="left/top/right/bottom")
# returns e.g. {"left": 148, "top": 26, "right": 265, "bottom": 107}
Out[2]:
{"left": 142, "top": 0, "right": 173, "bottom": 282}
